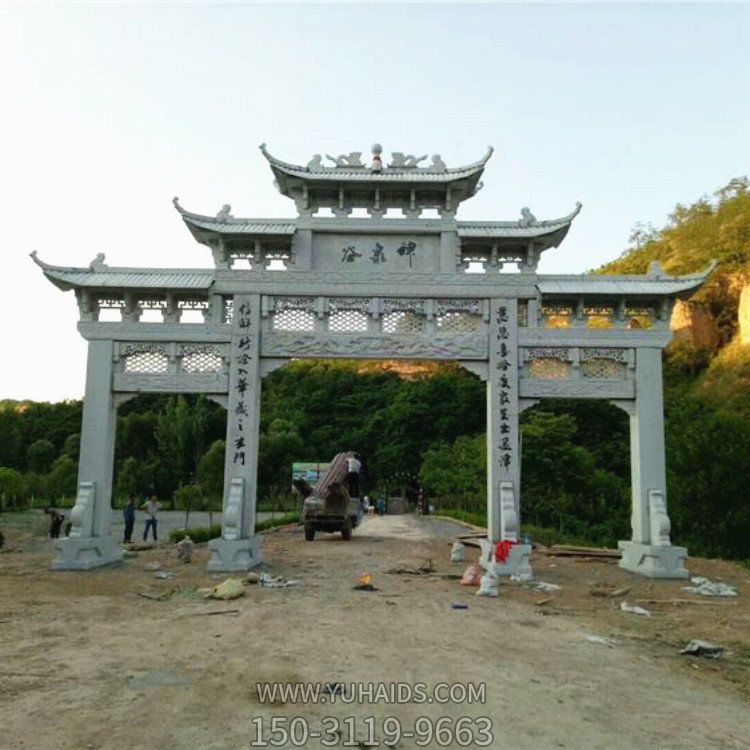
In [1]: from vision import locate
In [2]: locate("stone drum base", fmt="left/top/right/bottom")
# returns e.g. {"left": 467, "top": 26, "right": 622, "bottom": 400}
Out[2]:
{"left": 618, "top": 541, "right": 689, "bottom": 579}
{"left": 206, "top": 535, "right": 263, "bottom": 572}
{"left": 51, "top": 535, "right": 124, "bottom": 571}
{"left": 478, "top": 540, "right": 533, "bottom": 579}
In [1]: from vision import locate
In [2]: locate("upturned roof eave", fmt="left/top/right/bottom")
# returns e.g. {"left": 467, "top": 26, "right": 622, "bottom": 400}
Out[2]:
{"left": 537, "top": 260, "right": 718, "bottom": 298}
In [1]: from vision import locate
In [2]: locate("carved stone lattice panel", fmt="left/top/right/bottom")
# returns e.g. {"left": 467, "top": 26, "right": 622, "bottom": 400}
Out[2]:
{"left": 382, "top": 311, "right": 425, "bottom": 333}
{"left": 328, "top": 297, "right": 371, "bottom": 314}
{"left": 437, "top": 298, "right": 481, "bottom": 316}
{"left": 121, "top": 344, "right": 169, "bottom": 374}
{"left": 579, "top": 348, "right": 628, "bottom": 363}
{"left": 261, "top": 332, "right": 488, "bottom": 360}
{"left": 382, "top": 298, "right": 424, "bottom": 315}
{"left": 180, "top": 344, "right": 225, "bottom": 373}
{"left": 580, "top": 359, "right": 626, "bottom": 379}
{"left": 437, "top": 312, "right": 482, "bottom": 332}
{"left": 522, "top": 347, "right": 571, "bottom": 362}
{"left": 272, "top": 309, "right": 316, "bottom": 332}
{"left": 328, "top": 309, "right": 369, "bottom": 332}
{"left": 274, "top": 296, "right": 317, "bottom": 313}
{"left": 526, "top": 358, "right": 572, "bottom": 380}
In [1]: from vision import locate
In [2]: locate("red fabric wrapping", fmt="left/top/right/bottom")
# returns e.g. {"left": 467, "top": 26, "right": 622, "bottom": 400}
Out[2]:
{"left": 495, "top": 540, "right": 516, "bottom": 563}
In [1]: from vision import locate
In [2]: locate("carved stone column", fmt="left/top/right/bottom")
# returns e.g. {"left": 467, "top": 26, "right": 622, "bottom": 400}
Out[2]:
{"left": 51, "top": 340, "right": 122, "bottom": 570}
{"left": 619, "top": 347, "right": 688, "bottom": 578}
{"left": 484, "top": 299, "right": 532, "bottom": 578}
{"left": 207, "top": 293, "right": 263, "bottom": 571}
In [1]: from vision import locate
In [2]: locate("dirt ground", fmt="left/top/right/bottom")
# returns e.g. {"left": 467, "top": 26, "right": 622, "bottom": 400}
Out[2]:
{"left": 1, "top": 513, "right": 749, "bottom": 750}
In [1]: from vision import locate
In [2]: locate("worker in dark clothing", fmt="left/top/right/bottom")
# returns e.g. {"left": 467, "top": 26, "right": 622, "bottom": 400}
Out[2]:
{"left": 43, "top": 506, "right": 65, "bottom": 539}
{"left": 123, "top": 496, "right": 135, "bottom": 544}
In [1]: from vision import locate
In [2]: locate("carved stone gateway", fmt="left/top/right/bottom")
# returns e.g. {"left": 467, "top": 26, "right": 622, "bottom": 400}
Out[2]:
{"left": 34, "top": 143, "right": 715, "bottom": 578}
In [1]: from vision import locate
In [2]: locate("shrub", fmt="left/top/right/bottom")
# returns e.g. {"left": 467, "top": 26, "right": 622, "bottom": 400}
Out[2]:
{"left": 169, "top": 525, "right": 222, "bottom": 544}
{"left": 168, "top": 512, "right": 301, "bottom": 543}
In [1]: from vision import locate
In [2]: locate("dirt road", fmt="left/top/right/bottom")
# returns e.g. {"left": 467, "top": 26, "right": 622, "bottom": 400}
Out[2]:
{"left": 1, "top": 514, "right": 748, "bottom": 749}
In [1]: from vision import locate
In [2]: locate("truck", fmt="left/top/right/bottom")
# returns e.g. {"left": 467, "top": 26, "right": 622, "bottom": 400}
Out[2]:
{"left": 293, "top": 451, "right": 363, "bottom": 541}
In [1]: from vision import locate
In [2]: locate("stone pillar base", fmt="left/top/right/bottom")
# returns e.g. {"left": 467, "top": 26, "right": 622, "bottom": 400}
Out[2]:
{"left": 51, "top": 535, "right": 123, "bottom": 571}
{"left": 206, "top": 535, "right": 263, "bottom": 573}
{"left": 618, "top": 541, "right": 689, "bottom": 579}
{"left": 478, "top": 540, "right": 533, "bottom": 579}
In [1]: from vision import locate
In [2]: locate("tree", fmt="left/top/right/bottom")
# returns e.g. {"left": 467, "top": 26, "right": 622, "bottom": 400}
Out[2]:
{"left": 27, "top": 439, "right": 56, "bottom": 474}
{"left": 61, "top": 433, "right": 81, "bottom": 461}
{"left": 198, "top": 440, "right": 225, "bottom": 507}
{"left": 420, "top": 434, "right": 486, "bottom": 512}
{"left": 173, "top": 484, "right": 204, "bottom": 529}
{"left": 0, "top": 467, "right": 25, "bottom": 510}
{"left": 258, "top": 419, "right": 304, "bottom": 499}
{"left": 45, "top": 456, "right": 77, "bottom": 501}
{"left": 115, "top": 457, "right": 146, "bottom": 501}
{"left": 155, "top": 396, "right": 194, "bottom": 506}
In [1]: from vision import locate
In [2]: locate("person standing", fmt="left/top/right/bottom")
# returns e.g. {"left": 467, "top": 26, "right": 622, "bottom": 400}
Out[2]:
{"left": 123, "top": 496, "right": 135, "bottom": 544}
{"left": 43, "top": 506, "right": 64, "bottom": 538}
{"left": 346, "top": 453, "right": 362, "bottom": 498}
{"left": 141, "top": 496, "right": 161, "bottom": 542}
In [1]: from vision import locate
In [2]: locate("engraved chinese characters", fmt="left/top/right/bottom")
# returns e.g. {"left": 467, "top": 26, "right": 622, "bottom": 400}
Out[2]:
{"left": 487, "top": 299, "right": 519, "bottom": 542}
{"left": 225, "top": 294, "right": 262, "bottom": 536}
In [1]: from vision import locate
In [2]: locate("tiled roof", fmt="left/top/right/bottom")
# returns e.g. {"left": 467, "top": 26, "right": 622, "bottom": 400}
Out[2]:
{"left": 31, "top": 253, "right": 214, "bottom": 291}
{"left": 538, "top": 262, "right": 717, "bottom": 297}
{"left": 458, "top": 204, "right": 581, "bottom": 239}
{"left": 260, "top": 144, "right": 493, "bottom": 183}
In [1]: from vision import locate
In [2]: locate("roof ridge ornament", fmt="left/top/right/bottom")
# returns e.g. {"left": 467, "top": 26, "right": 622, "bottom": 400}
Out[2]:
{"left": 388, "top": 152, "right": 428, "bottom": 169}
{"left": 370, "top": 143, "right": 383, "bottom": 172}
{"left": 325, "top": 152, "right": 364, "bottom": 168}
{"left": 89, "top": 253, "right": 108, "bottom": 271}
{"left": 216, "top": 204, "right": 233, "bottom": 223}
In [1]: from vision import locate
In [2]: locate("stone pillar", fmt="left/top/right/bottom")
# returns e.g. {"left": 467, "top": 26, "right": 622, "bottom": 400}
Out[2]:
{"left": 619, "top": 347, "right": 688, "bottom": 578}
{"left": 51, "top": 340, "right": 122, "bottom": 570}
{"left": 484, "top": 299, "right": 532, "bottom": 577}
{"left": 207, "top": 293, "right": 263, "bottom": 571}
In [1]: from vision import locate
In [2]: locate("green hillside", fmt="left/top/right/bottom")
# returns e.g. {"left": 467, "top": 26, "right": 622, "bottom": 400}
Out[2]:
{"left": 598, "top": 177, "right": 750, "bottom": 347}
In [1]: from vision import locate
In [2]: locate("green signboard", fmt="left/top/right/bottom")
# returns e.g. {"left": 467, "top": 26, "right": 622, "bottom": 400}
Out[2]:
{"left": 292, "top": 462, "right": 330, "bottom": 487}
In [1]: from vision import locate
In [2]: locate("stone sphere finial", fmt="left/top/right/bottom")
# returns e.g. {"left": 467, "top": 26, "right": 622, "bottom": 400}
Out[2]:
{"left": 370, "top": 143, "right": 383, "bottom": 172}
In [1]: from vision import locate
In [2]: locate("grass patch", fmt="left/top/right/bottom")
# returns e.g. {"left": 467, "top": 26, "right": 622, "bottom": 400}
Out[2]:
{"left": 169, "top": 525, "right": 222, "bottom": 543}
{"left": 168, "top": 512, "right": 301, "bottom": 543}
{"left": 434, "top": 509, "right": 604, "bottom": 547}
{"left": 256, "top": 512, "right": 300, "bottom": 531}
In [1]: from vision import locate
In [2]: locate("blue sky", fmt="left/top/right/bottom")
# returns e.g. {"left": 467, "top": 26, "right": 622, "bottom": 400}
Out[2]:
{"left": 1, "top": 3, "right": 748, "bottom": 400}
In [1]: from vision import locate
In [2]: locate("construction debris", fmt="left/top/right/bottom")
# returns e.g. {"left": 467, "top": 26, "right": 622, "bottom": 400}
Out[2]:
{"left": 385, "top": 559, "right": 435, "bottom": 576}
{"left": 208, "top": 578, "right": 246, "bottom": 600}
{"left": 450, "top": 542, "right": 465, "bottom": 563}
{"left": 683, "top": 577, "right": 737, "bottom": 597}
{"left": 259, "top": 573, "right": 300, "bottom": 588}
{"left": 620, "top": 601, "right": 651, "bottom": 617}
{"left": 176, "top": 535, "right": 194, "bottom": 563}
{"left": 459, "top": 564, "right": 483, "bottom": 587}
{"left": 476, "top": 569, "right": 499, "bottom": 597}
{"left": 533, "top": 581, "right": 561, "bottom": 593}
{"left": 585, "top": 634, "right": 617, "bottom": 647}
{"left": 542, "top": 545, "right": 620, "bottom": 560}
{"left": 679, "top": 640, "right": 725, "bottom": 658}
